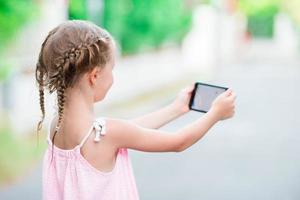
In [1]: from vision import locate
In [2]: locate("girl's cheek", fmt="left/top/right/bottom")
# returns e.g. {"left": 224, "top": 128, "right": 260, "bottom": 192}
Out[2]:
{"left": 111, "top": 72, "right": 114, "bottom": 85}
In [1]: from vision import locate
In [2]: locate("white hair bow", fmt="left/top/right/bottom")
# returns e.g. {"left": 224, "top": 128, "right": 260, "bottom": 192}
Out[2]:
{"left": 93, "top": 119, "right": 106, "bottom": 142}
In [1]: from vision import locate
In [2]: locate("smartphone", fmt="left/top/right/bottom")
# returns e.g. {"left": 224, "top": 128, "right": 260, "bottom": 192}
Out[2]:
{"left": 189, "top": 82, "right": 228, "bottom": 113}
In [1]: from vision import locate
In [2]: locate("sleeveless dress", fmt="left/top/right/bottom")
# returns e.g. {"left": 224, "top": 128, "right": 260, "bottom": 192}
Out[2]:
{"left": 42, "top": 114, "right": 140, "bottom": 200}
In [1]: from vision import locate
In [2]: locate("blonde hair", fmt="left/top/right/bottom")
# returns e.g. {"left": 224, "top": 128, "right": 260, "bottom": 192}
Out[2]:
{"left": 35, "top": 20, "right": 114, "bottom": 154}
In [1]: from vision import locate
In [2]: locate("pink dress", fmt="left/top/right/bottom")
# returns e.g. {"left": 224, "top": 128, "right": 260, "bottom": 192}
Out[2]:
{"left": 42, "top": 114, "right": 140, "bottom": 200}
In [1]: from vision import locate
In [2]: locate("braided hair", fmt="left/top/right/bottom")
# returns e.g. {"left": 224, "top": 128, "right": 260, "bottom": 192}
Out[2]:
{"left": 35, "top": 20, "right": 114, "bottom": 162}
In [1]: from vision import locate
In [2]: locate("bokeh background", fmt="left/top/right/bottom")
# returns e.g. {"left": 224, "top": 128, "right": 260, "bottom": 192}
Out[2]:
{"left": 0, "top": 0, "right": 300, "bottom": 199}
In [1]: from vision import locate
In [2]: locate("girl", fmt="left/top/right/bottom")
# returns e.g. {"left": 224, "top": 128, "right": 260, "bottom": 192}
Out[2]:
{"left": 35, "top": 20, "right": 236, "bottom": 200}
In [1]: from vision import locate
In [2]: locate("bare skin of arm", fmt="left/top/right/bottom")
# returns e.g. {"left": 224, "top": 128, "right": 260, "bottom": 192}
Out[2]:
{"left": 106, "top": 108, "right": 220, "bottom": 152}
{"left": 106, "top": 87, "right": 236, "bottom": 153}
{"left": 130, "top": 85, "right": 194, "bottom": 129}
{"left": 130, "top": 103, "right": 186, "bottom": 129}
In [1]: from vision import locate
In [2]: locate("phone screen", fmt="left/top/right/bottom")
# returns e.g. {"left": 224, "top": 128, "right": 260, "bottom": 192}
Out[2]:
{"left": 189, "top": 82, "right": 228, "bottom": 113}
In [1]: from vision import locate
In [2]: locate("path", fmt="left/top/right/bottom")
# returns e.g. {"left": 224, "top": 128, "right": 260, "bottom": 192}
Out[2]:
{"left": 132, "top": 40, "right": 300, "bottom": 200}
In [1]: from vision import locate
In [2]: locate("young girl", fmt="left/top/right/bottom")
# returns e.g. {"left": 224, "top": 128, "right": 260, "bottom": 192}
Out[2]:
{"left": 35, "top": 20, "right": 236, "bottom": 200}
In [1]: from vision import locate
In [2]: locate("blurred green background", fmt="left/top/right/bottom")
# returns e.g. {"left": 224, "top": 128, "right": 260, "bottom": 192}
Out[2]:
{"left": 69, "top": 0, "right": 192, "bottom": 54}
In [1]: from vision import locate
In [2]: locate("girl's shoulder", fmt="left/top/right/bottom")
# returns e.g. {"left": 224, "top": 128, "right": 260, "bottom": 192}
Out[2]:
{"left": 101, "top": 117, "right": 135, "bottom": 134}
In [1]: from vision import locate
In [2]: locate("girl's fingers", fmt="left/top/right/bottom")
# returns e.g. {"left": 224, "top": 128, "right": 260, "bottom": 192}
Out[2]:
{"left": 187, "top": 84, "right": 195, "bottom": 92}
{"left": 227, "top": 88, "right": 233, "bottom": 94}
{"left": 228, "top": 93, "right": 237, "bottom": 102}
{"left": 182, "top": 84, "right": 194, "bottom": 94}
{"left": 225, "top": 88, "right": 233, "bottom": 96}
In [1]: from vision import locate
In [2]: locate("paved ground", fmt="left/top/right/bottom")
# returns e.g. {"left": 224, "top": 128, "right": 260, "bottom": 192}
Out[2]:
{"left": 1, "top": 40, "right": 300, "bottom": 200}
{"left": 131, "top": 41, "right": 300, "bottom": 200}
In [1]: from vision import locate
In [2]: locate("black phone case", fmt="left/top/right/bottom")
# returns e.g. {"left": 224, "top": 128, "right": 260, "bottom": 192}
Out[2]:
{"left": 189, "top": 82, "right": 228, "bottom": 113}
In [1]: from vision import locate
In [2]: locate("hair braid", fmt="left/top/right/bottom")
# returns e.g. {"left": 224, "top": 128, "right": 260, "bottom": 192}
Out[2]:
{"left": 50, "top": 61, "right": 67, "bottom": 162}
{"left": 36, "top": 66, "right": 45, "bottom": 147}
{"left": 35, "top": 29, "right": 57, "bottom": 147}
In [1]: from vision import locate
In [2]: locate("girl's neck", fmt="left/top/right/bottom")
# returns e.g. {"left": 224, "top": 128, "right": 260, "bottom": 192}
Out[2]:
{"left": 55, "top": 87, "right": 95, "bottom": 147}
{"left": 65, "top": 86, "right": 95, "bottom": 120}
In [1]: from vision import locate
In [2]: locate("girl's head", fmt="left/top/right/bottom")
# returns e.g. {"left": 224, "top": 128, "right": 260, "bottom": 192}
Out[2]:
{"left": 35, "top": 20, "right": 115, "bottom": 140}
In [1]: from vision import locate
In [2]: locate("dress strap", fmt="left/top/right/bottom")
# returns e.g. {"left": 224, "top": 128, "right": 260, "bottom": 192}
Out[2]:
{"left": 78, "top": 117, "right": 107, "bottom": 148}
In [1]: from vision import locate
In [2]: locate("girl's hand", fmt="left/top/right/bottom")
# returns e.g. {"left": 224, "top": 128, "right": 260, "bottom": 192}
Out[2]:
{"left": 209, "top": 88, "right": 236, "bottom": 121}
{"left": 171, "top": 84, "right": 195, "bottom": 115}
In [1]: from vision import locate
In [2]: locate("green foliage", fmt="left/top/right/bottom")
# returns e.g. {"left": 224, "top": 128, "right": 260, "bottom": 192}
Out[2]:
{"left": 239, "top": 0, "right": 279, "bottom": 38}
{"left": 247, "top": 6, "right": 278, "bottom": 38}
{"left": 239, "top": 0, "right": 279, "bottom": 15}
{"left": 68, "top": 0, "right": 88, "bottom": 20}
{"left": 102, "top": 0, "right": 192, "bottom": 54}
{"left": 68, "top": 0, "right": 192, "bottom": 54}
{"left": 0, "top": 0, "right": 37, "bottom": 51}
{"left": 0, "top": 0, "right": 38, "bottom": 81}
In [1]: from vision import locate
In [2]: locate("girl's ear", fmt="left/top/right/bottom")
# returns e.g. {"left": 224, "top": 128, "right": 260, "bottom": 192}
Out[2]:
{"left": 88, "top": 67, "right": 101, "bottom": 87}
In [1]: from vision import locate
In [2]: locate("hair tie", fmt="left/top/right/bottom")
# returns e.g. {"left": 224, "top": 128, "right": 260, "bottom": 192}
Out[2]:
{"left": 55, "top": 125, "right": 60, "bottom": 133}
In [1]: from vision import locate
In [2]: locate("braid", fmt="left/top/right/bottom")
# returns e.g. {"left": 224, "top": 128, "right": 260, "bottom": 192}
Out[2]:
{"left": 56, "top": 63, "right": 66, "bottom": 132}
{"left": 50, "top": 62, "right": 67, "bottom": 163}
{"left": 36, "top": 67, "right": 45, "bottom": 148}
{"left": 35, "top": 29, "right": 57, "bottom": 148}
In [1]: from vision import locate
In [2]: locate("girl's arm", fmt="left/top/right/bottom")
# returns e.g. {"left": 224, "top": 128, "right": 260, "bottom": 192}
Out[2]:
{"left": 130, "top": 85, "right": 194, "bottom": 129}
{"left": 130, "top": 103, "right": 185, "bottom": 129}
{"left": 106, "top": 89, "right": 236, "bottom": 153}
